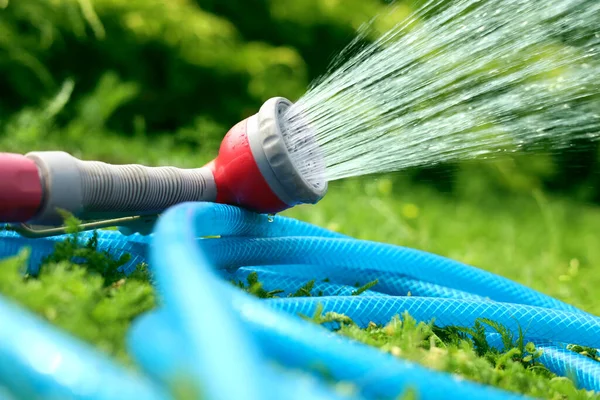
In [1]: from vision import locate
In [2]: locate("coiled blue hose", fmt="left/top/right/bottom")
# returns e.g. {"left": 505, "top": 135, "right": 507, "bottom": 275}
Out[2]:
{"left": 0, "top": 201, "right": 598, "bottom": 399}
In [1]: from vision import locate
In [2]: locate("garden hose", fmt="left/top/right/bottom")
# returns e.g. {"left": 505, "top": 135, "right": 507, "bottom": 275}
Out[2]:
{"left": 0, "top": 201, "right": 598, "bottom": 399}
{"left": 0, "top": 97, "right": 326, "bottom": 226}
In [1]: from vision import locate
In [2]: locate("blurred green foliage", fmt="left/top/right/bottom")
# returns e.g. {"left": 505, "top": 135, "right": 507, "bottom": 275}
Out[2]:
{"left": 0, "top": 0, "right": 599, "bottom": 201}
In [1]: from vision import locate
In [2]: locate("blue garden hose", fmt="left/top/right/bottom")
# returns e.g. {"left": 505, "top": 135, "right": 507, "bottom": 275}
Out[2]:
{"left": 0, "top": 201, "right": 598, "bottom": 399}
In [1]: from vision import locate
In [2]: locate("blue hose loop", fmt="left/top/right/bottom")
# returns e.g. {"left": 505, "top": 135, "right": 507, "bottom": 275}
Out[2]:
{"left": 128, "top": 295, "right": 526, "bottom": 400}
{"left": 0, "top": 201, "right": 597, "bottom": 399}
{"left": 533, "top": 342, "right": 600, "bottom": 392}
{"left": 182, "top": 203, "right": 347, "bottom": 239}
{"left": 128, "top": 309, "right": 357, "bottom": 400}
{"left": 0, "top": 230, "right": 148, "bottom": 276}
{"left": 0, "top": 292, "right": 167, "bottom": 400}
{"left": 234, "top": 264, "right": 487, "bottom": 300}
{"left": 225, "top": 281, "right": 527, "bottom": 400}
{"left": 0, "top": 386, "right": 16, "bottom": 400}
{"left": 0, "top": 204, "right": 338, "bottom": 276}
{"left": 147, "top": 204, "right": 268, "bottom": 400}
{"left": 200, "top": 236, "right": 584, "bottom": 313}
{"left": 266, "top": 297, "right": 600, "bottom": 349}
{"left": 144, "top": 202, "right": 529, "bottom": 399}
{"left": 229, "top": 266, "right": 388, "bottom": 297}
{"left": 485, "top": 334, "right": 600, "bottom": 392}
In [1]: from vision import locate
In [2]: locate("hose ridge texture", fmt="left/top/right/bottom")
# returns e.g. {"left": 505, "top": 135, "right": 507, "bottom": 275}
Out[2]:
{"left": 79, "top": 161, "right": 216, "bottom": 213}
{"left": 0, "top": 201, "right": 597, "bottom": 399}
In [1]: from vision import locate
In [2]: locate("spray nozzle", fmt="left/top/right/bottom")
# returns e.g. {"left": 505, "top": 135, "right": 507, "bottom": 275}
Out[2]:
{"left": 0, "top": 97, "right": 327, "bottom": 236}
{"left": 212, "top": 97, "right": 327, "bottom": 213}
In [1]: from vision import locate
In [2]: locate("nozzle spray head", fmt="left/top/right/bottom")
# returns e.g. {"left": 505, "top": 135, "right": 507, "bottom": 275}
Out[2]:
{"left": 210, "top": 97, "right": 327, "bottom": 214}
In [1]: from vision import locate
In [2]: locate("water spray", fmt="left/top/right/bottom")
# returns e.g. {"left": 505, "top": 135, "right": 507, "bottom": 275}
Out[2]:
{"left": 0, "top": 97, "right": 326, "bottom": 235}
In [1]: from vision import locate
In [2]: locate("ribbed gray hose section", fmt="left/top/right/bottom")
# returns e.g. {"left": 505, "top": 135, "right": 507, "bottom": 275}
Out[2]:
{"left": 78, "top": 161, "right": 217, "bottom": 213}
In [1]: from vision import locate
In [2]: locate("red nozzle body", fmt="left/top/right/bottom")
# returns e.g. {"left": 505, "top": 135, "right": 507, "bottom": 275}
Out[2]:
{"left": 209, "top": 97, "right": 326, "bottom": 214}
{"left": 0, "top": 153, "right": 44, "bottom": 222}
{"left": 209, "top": 119, "right": 287, "bottom": 214}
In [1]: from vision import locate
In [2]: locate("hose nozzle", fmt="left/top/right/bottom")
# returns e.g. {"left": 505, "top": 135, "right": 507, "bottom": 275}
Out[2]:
{"left": 211, "top": 97, "right": 327, "bottom": 213}
{"left": 0, "top": 97, "right": 327, "bottom": 229}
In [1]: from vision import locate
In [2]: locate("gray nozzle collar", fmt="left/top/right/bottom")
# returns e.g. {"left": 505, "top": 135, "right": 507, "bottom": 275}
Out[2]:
{"left": 247, "top": 97, "right": 327, "bottom": 207}
{"left": 25, "top": 151, "right": 84, "bottom": 225}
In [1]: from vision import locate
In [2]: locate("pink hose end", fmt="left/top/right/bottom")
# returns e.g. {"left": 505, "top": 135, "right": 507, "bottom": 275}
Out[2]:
{"left": 0, "top": 153, "right": 43, "bottom": 223}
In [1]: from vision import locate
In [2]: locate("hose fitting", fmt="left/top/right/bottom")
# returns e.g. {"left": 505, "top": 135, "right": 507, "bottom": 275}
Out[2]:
{"left": 0, "top": 154, "right": 43, "bottom": 222}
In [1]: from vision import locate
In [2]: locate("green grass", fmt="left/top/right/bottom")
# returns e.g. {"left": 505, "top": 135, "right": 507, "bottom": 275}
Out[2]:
{"left": 0, "top": 176, "right": 599, "bottom": 399}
